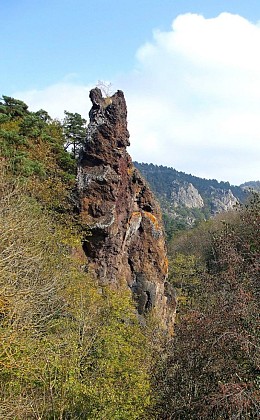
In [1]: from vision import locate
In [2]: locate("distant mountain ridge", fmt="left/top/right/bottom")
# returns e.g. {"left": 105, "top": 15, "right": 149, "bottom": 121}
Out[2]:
{"left": 134, "top": 162, "right": 253, "bottom": 239}
{"left": 240, "top": 180, "right": 260, "bottom": 192}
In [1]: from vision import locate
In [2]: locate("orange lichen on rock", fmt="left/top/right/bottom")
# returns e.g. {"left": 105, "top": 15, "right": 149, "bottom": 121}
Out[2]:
{"left": 131, "top": 211, "right": 142, "bottom": 218}
{"left": 127, "top": 166, "right": 134, "bottom": 176}
{"left": 143, "top": 211, "right": 161, "bottom": 232}
{"left": 160, "top": 256, "right": 169, "bottom": 276}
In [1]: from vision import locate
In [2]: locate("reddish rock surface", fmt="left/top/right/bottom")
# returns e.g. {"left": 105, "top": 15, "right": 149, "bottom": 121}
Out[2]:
{"left": 77, "top": 88, "right": 176, "bottom": 331}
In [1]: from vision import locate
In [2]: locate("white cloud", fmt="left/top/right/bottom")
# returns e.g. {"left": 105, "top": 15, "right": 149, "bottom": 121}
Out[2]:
{"left": 12, "top": 13, "right": 260, "bottom": 184}
{"left": 122, "top": 12, "right": 260, "bottom": 184}
{"left": 13, "top": 82, "right": 93, "bottom": 120}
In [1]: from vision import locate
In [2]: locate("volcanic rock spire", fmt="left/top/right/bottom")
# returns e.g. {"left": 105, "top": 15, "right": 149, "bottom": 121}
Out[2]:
{"left": 77, "top": 88, "right": 176, "bottom": 331}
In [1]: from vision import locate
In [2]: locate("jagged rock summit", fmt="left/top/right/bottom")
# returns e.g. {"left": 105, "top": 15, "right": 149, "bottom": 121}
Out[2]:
{"left": 171, "top": 181, "right": 204, "bottom": 209}
{"left": 77, "top": 88, "right": 175, "bottom": 330}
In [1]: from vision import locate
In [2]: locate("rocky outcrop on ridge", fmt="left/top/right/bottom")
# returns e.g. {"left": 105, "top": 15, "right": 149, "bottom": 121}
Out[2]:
{"left": 77, "top": 88, "right": 176, "bottom": 331}
{"left": 171, "top": 181, "right": 204, "bottom": 208}
{"left": 240, "top": 181, "right": 260, "bottom": 193}
{"left": 134, "top": 163, "right": 248, "bottom": 234}
{"left": 210, "top": 187, "right": 238, "bottom": 214}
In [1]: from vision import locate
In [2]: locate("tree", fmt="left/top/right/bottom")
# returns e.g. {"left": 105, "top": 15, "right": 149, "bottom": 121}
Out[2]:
{"left": 34, "top": 109, "right": 52, "bottom": 123}
{"left": 0, "top": 95, "right": 29, "bottom": 118}
{"left": 0, "top": 98, "right": 77, "bottom": 211}
{"left": 62, "top": 111, "right": 87, "bottom": 158}
{"left": 154, "top": 197, "right": 260, "bottom": 419}
{"left": 0, "top": 171, "right": 153, "bottom": 419}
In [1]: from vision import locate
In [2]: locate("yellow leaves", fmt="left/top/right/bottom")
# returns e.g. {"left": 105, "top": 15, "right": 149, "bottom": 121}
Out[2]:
{"left": 0, "top": 171, "right": 153, "bottom": 419}
{"left": 168, "top": 253, "right": 202, "bottom": 309}
{"left": 0, "top": 295, "right": 10, "bottom": 318}
{"left": 75, "top": 286, "right": 153, "bottom": 419}
{"left": 0, "top": 119, "right": 20, "bottom": 132}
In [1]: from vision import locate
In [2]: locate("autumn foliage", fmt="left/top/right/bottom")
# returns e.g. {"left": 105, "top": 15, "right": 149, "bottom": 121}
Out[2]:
{"left": 153, "top": 195, "right": 260, "bottom": 419}
{"left": 0, "top": 97, "right": 153, "bottom": 419}
{"left": 1, "top": 95, "right": 259, "bottom": 419}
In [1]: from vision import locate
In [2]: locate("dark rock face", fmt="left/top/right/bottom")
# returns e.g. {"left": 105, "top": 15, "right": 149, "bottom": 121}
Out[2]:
{"left": 77, "top": 88, "right": 176, "bottom": 331}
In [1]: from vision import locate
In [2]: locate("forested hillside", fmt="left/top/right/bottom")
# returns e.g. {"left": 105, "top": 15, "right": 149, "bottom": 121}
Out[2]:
{"left": 0, "top": 96, "right": 154, "bottom": 419}
{"left": 154, "top": 195, "right": 260, "bottom": 418}
{"left": 134, "top": 162, "right": 249, "bottom": 239}
{"left": 0, "top": 96, "right": 259, "bottom": 419}
{"left": 241, "top": 180, "right": 260, "bottom": 192}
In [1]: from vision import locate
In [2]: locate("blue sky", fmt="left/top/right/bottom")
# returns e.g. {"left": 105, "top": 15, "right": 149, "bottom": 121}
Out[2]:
{"left": 2, "top": 0, "right": 260, "bottom": 184}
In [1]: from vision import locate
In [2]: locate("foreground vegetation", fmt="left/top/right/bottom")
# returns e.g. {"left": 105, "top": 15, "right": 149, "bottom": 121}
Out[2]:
{"left": 0, "top": 170, "right": 154, "bottom": 419}
{"left": 0, "top": 96, "right": 259, "bottom": 419}
{"left": 0, "top": 97, "right": 153, "bottom": 418}
{"left": 153, "top": 195, "right": 260, "bottom": 419}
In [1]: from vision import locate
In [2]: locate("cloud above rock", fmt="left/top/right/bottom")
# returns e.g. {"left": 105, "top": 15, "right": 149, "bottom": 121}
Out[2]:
{"left": 123, "top": 12, "right": 260, "bottom": 184}
{"left": 13, "top": 13, "right": 260, "bottom": 184}
{"left": 13, "top": 82, "right": 92, "bottom": 120}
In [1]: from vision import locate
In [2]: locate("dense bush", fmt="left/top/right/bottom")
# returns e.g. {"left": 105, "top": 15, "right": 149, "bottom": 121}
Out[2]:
{"left": 153, "top": 195, "right": 260, "bottom": 419}
{"left": 0, "top": 96, "right": 76, "bottom": 214}
{"left": 0, "top": 170, "right": 153, "bottom": 419}
{"left": 1, "top": 95, "right": 259, "bottom": 419}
